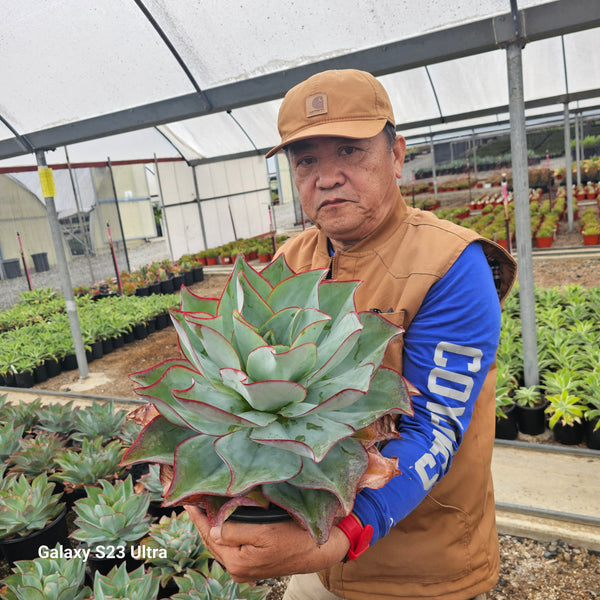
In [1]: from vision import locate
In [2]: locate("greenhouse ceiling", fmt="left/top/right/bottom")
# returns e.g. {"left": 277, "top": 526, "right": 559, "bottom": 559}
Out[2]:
{"left": 1, "top": 0, "right": 600, "bottom": 168}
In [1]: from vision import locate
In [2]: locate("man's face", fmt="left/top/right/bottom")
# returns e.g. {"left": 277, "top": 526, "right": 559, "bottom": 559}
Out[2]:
{"left": 288, "top": 130, "right": 405, "bottom": 250}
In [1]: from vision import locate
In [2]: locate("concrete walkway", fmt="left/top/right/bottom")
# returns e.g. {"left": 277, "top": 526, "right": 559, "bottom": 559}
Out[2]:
{"left": 493, "top": 441, "right": 600, "bottom": 551}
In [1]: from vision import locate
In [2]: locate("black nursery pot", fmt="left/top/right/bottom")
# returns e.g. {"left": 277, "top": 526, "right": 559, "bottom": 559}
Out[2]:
{"left": 14, "top": 370, "right": 35, "bottom": 388}
{"left": 516, "top": 403, "right": 547, "bottom": 436}
{"left": 61, "top": 354, "right": 78, "bottom": 371}
{"left": 227, "top": 505, "right": 291, "bottom": 524}
{"left": 585, "top": 417, "right": 600, "bottom": 450}
{"left": 34, "top": 363, "right": 48, "bottom": 384}
{"left": 45, "top": 358, "right": 62, "bottom": 378}
{"left": 102, "top": 337, "right": 114, "bottom": 355}
{"left": 495, "top": 405, "right": 519, "bottom": 440}
{"left": 0, "top": 507, "right": 69, "bottom": 565}
{"left": 133, "top": 323, "right": 148, "bottom": 340}
{"left": 552, "top": 421, "right": 584, "bottom": 445}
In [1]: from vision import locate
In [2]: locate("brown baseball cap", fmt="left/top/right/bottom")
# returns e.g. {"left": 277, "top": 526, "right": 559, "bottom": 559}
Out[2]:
{"left": 266, "top": 69, "right": 395, "bottom": 158}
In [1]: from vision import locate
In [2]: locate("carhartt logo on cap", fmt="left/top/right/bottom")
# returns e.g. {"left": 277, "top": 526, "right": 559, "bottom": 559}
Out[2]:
{"left": 306, "top": 93, "right": 328, "bottom": 118}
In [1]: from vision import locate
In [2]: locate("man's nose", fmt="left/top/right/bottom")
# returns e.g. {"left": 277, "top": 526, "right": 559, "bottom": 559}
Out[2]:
{"left": 316, "top": 155, "right": 345, "bottom": 188}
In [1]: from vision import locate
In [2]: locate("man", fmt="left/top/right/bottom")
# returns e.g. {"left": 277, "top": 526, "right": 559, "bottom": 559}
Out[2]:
{"left": 185, "top": 69, "right": 516, "bottom": 600}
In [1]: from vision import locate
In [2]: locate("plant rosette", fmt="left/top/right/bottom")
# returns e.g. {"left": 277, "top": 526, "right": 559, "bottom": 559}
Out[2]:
{"left": 122, "top": 255, "right": 415, "bottom": 545}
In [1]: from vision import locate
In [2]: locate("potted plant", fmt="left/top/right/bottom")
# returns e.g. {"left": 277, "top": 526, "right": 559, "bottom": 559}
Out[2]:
{"left": 582, "top": 370, "right": 600, "bottom": 450}
{"left": 545, "top": 389, "right": 587, "bottom": 445}
{"left": 71, "top": 400, "right": 127, "bottom": 445}
{"left": 513, "top": 385, "right": 546, "bottom": 436}
{"left": 0, "top": 473, "right": 68, "bottom": 564}
{"left": 123, "top": 254, "right": 414, "bottom": 545}
{"left": 139, "top": 510, "right": 211, "bottom": 594}
{"left": 582, "top": 221, "right": 600, "bottom": 246}
{"left": 87, "top": 563, "right": 160, "bottom": 600}
{"left": 35, "top": 401, "right": 77, "bottom": 441}
{"left": 171, "top": 562, "right": 268, "bottom": 600}
{"left": 0, "top": 546, "right": 91, "bottom": 600}
{"left": 535, "top": 223, "right": 554, "bottom": 248}
{"left": 0, "top": 422, "right": 25, "bottom": 462}
{"left": 70, "top": 476, "right": 152, "bottom": 576}
{"left": 52, "top": 438, "right": 125, "bottom": 505}
{"left": 7, "top": 431, "right": 65, "bottom": 479}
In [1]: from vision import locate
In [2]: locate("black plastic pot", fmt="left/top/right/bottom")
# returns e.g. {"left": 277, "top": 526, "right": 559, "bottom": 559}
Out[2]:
{"left": 192, "top": 266, "right": 204, "bottom": 282}
{"left": 227, "top": 505, "right": 291, "bottom": 524}
{"left": 171, "top": 275, "right": 184, "bottom": 291}
{"left": 133, "top": 323, "right": 148, "bottom": 340}
{"left": 135, "top": 286, "right": 150, "bottom": 297}
{"left": 0, "top": 507, "right": 69, "bottom": 565}
{"left": 552, "top": 421, "right": 584, "bottom": 445}
{"left": 155, "top": 312, "right": 171, "bottom": 330}
{"left": 183, "top": 270, "right": 194, "bottom": 286}
{"left": 102, "top": 337, "right": 114, "bottom": 355}
{"left": 516, "top": 403, "right": 547, "bottom": 436}
{"left": 14, "top": 370, "right": 35, "bottom": 388}
{"left": 3, "top": 370, "right": 16, "bottom": 387}
{"left": 34, "top": 363, "right": 48, "bottom": 384}
{"left": 160, "top": 279, "right": 174, "bottom": 294}
{"left": 90, "top": 340, "right": 103, "bottom": 360}
{"left": 45, "top": 358, "right": 62, "bottom": 378}
{"left": 149, "top": 282, "right": 162, "bottom": 295}
{"left": 112, "top": 334, "right": 125, "bottom": 349}
{"left": 495, "top": 404, "right": 519, "bottom": 440}
{"left": 147, "top": 318, "right": 157, "bottom": 334}
{"left": 61, "top": 354, "right": 78, "bottom": 371}
{"left": 123, "top": 330, "right": 135, "bottom": 344}
{"left": 585, "top": 417, "right": 600, "bottom": 450}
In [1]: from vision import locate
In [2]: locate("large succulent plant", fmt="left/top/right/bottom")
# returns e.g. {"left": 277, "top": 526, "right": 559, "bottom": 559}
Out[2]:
{"left": 0, "top": 473, "right": 65, "bottom": 539}
{"left": 90, "top": 563, "right": 160, "bottom": 600}
{"left": 123, "top": 255, "right": 414, "bottom": 544}
{"left": 1, "top": 548, "right": 91, "bottom": 600}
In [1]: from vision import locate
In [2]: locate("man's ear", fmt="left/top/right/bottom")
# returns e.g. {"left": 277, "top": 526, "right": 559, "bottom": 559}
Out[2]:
{"left": 393, "top": 136, "right": 406, "bottom": 179}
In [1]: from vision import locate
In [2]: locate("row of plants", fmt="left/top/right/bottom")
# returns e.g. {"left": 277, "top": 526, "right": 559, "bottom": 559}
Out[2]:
{"left": 0, "top": 292, "right": 179, "bottom": 388}
{"left": 495, "top": 284, "right": 600, "bottom": 449}
{"left": 196, "top": 234, "right": 289, "bottom": 266}
{"left": 0, "top": 396, "right": 268, "bottom": 599}
{"left": 554, "top": 156, "right": 600, "bottom": 183}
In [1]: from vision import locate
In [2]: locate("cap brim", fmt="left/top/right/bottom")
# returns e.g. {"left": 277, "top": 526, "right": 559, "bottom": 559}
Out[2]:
{"left": 265, "top": 118, "right": 388, "bottom": 158}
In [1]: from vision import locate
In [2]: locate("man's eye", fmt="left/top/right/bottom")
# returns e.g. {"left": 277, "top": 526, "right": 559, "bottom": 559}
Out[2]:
{"left": 339, "top": 146, "right": 360, "bottom": 156}
{"left": 296, "top": 157, "right": 315, "bottom": 167}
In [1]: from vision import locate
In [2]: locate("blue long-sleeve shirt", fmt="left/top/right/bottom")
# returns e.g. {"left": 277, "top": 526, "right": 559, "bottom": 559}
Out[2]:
{"left": 352, "top": 242, "right": 502, "bottom": 544}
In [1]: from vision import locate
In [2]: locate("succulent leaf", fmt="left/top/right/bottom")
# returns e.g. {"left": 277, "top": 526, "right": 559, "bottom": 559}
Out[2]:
{"left": 125, "top": 254, "right": 414, "bottom": 545}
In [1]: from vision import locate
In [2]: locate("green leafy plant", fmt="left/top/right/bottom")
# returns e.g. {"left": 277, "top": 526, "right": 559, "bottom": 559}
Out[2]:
{"left": 0, "top": 546, "right": 91, "bottom": 600}
{"left": 0, "top": 473, "right": 65, "bottom": 540}
{"left": 51, "top": 438, "right": 125, "bottom": 491}
{"left": 89, "top": 563, "right": 160, "bottom": 600}
{"left": 35, "top": 401, "right": 78, "bottom": 438}
{"left": 134, "top": 464, "right": 164, "bottom": 503}
{"left": 123, "top": 255, "right": 414, "bottom": 544}
{"left": 172, "top": 562, "right": 268, "bottom": 600}
{"left": 140, "top": 511, "right": 211, "bottom": 586}
{"left": 7, "top": 432, "right": 64, "bottom": 478}
{"left": 71, "top": 476, "right": 151, "bottom": 550}
{"left": 513, "top": 385, "right": 544, "bottom": 408}
{"left": 545, "top": 389, "right": 587, "bottom": 429}
{"left": 0, "top": 422, "right": 25, "bottom": 462}
{"left": 72, "top": 400, "right": 127, "bottom": 444}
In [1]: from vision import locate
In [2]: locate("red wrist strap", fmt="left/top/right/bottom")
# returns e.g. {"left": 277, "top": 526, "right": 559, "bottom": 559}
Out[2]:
{"left": 336, "top": 514, "right": 373, "bottom": 561}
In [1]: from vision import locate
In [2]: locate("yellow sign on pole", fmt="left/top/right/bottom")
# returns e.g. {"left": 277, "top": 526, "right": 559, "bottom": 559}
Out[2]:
{"left": 38, "top": 167, "right": 57, "bottom": 198}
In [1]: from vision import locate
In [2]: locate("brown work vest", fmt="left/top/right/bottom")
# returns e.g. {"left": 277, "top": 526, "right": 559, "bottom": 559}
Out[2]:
{"left": 277, "top": 190, "right": 516, "bottom": 600}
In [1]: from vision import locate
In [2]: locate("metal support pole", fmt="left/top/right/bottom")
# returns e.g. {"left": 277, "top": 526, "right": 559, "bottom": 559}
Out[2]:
{"left": 36, "top": 150, "right": 88, "bottom": 379}
{"left": 506, "top": 40, "right": 539, "bottom": 388}
{"left": 65, "top": 146, "right": 95, "bottom": 282}
{"left": 192, "top": 165, "right": 208, "bottom": 251}
{"left": 574, "top": 112, "right": 581, "bottom": 187}
{"left": 563, "top": 104, "right": 574, "bottom": 232}
{"left": 429, "top": 134, "right": 438, "bottom": 201}
{"left": 107, "top": 157, "right": 131, "bottom": 272}
{"left": 153, "top": 154, "right": 174, "bottom": 260}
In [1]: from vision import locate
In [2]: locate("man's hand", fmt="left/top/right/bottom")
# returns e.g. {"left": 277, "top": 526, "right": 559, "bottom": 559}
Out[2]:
{"left": 184, "top": 504, "right": 350, "bottom": 583}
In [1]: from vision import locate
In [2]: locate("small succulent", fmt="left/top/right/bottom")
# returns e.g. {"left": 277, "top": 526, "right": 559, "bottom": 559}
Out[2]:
{"left": 172, "top": 562, "right": 268, "bottom": 600}
{"left": 52, "top": 437, "right": 125, "bottom": 491}
{"left": 71, "top": 475, "right": 152, "bottom": 550}
{"left": 140, "top": 511, "right": 212, "bottom": 585}
{"left": 123, "top": 255, "right": 414, "bottom": 544}
{"left": 1, "top": 398, "right": 43, "bottom": 431}
{"left": 90, "top": 563, "right": 160, "bottom": 600}
{"left": 118, "top": 418, "right": 143, "bottom": 446}
{"left": 0, "top": 422, "right": 25, "bottom": 462}
{"left": 134, "top": 463, "right": 165, "bottom": 503}
{"left": 0, "top": 547, "right": 91, "bottom": 600}
{"left": 36, "top": 401, "right": 78, "bottom": 438}
{"left": 72, "top": 400, "right": 127, "bottom": 444}
{"left": 7, "top": 431, "right": 65, "bottom": 478}
{"left": 0, "top": 473, "right": 65, "bottom": 539}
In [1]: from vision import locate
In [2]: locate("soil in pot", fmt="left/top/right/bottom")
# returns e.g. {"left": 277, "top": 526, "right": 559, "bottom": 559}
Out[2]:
{"left": 516, "top": 403, "right": 547, "bottom": 436}
{"left": 0, "top": 507, "right": 69, "bottom": 566}
{"left": 552, "top": 421, "right": 584, "bottom": 445}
